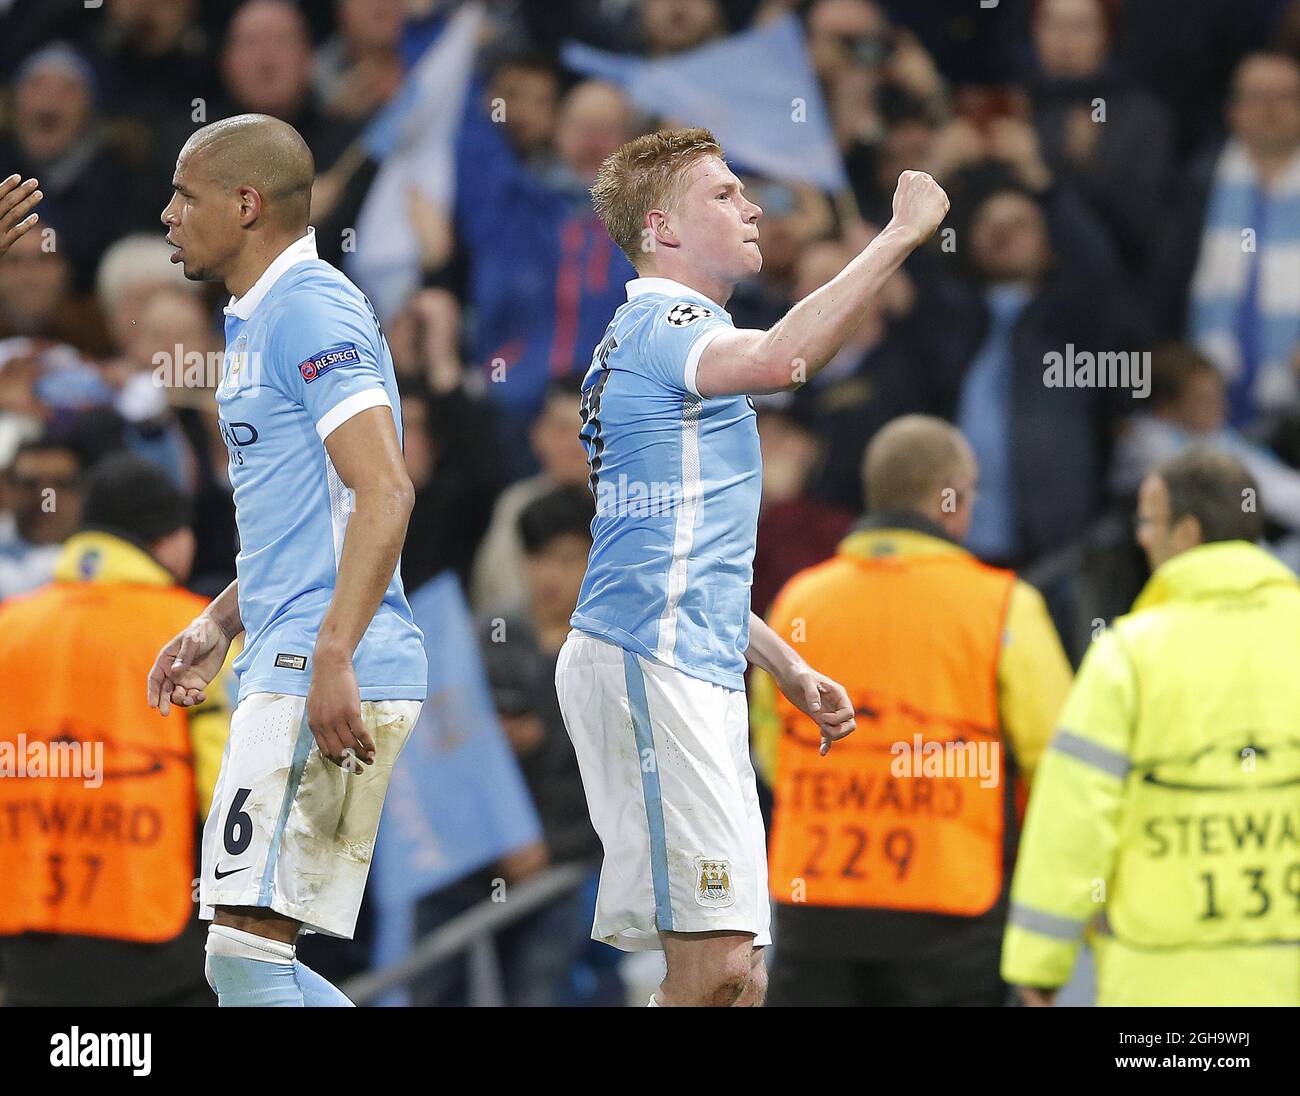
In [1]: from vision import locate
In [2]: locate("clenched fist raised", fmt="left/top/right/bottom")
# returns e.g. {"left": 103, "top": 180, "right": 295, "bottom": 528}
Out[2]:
{"left": 889, "top": 170, "right": 949, "bottom": 247}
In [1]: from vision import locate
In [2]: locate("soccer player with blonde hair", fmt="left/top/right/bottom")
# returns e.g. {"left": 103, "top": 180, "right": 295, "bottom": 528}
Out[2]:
{"left": 557, "top": 127, "right": 949, "bottom": 1006}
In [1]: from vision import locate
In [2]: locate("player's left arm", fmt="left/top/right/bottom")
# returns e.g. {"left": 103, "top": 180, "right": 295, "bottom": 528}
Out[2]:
{"left": 310, "top": 405, "right": 415, "bottom": 765}
{"left": 270, "top": 291, "right": 414, "bottom": 766}
{"left": 745, "top": 611, "right": 856, "bottom": 754}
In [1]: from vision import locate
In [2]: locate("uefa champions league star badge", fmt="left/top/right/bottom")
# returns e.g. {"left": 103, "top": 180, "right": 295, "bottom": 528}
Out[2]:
{"left": 665, "top": 302, "right": 713, "bottom": 327}
{"left": 695, "top": 858, "right": 735, "bottom": 908}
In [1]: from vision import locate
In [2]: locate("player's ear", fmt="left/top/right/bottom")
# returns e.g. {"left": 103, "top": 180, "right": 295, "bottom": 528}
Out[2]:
{"left": 646, "top": 209, "right": 678, "bottom": 250}
{"left": 236, "top": 185, "right": 264, "bottom": 228}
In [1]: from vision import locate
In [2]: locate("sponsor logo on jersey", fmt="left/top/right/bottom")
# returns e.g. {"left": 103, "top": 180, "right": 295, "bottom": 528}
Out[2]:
{"left": 298, "top": 342, "right": 360, "bottom": 382}
{"left": 665, "top": 302, "right": 712, "bottom": 327}
{"left": 274, "top": 653, "right": 308, "bottom": 671}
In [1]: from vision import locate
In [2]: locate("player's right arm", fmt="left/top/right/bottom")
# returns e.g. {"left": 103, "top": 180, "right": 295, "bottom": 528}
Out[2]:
{"left": 695, "top": 171, "right": 949, "bottom": 398}
{"left": 147, "top": 580, "right": 243, "bottom": 715}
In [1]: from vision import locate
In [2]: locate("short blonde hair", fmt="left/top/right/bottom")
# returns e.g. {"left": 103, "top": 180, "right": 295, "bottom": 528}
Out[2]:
{"left": 590, "top": 126, "right": 723, "bottom": 265}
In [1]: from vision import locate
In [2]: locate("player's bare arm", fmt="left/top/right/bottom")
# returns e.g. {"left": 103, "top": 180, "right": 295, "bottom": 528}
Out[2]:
{"left": 308, "top": 404, "right": 416, "bottom": 766}
{"left": 695, "top": 171, "right": 949, "bottom": 397}
{"left": 147, "top": 580, "right": 243, "bottom": 715}
{"left": 746, "top": 612, "right": 856, "bottom": 755}
{"left": 0, "top": 173, "right": 41, "bottom": 258}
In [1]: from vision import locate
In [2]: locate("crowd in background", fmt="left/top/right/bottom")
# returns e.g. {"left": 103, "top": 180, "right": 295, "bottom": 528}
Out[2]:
{"left": 6, "top": 0, "right": 1300, "bottom": 1001}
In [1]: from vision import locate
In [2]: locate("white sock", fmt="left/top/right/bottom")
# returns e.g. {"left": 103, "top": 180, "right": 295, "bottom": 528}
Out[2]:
{"left": 205, "top": 924, "right": 295, "bottom": 964}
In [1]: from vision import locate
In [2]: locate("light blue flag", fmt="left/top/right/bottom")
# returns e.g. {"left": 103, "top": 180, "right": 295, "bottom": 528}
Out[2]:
{"left": 348, "top": 2, "right": 485, "bottom": 321}
{"left": 562, "top": 15, "right": 847, "bottom": 191}
{"left": 369, "top": 570, "right": 541, "bottom": 1002}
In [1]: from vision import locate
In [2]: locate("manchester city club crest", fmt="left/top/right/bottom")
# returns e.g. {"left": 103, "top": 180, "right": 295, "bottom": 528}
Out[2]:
{"left": 694, "top": 857, "right": 735, "bottom": 908}
{"left": 665, "top": 302, "right": 712, "bottom": 327}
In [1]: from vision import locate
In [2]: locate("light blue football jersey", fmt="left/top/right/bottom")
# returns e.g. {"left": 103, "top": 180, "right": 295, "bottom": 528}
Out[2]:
{"left": 217, "top": 229, "right": 427, "bottom": 703}
{"left": 571, "top": 276, "right": 761, "bottom": 691}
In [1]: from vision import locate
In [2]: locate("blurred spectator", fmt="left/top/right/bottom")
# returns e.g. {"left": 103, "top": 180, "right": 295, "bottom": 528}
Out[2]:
{"left": 0, "top": 43, "right": 152, "bottom": 288}
{"left": 641, "top": 0, "right": 727, "bottom": 55}
{"left": 0, "top": 435, "right": 83, "bottom": 601}
{"left": 455, "top": 78, "right": 636, "bottom": 467}
{"left": 784, "top": 234, "right": 935, "bottom": 511}
{"left": 1027, "top": 0, "right": 1175, "bottom": 275}
{"left": 486, "top": 49, "right": 562, "bottom": 166}
{"left": 0, "top": 453, "right": 232, "bottom": 1006}
{"left": 1157, "top": 53, "right": 1300, "bottom": 427}
{"left": 314, "top": 0, "right": 406, "bottom": 124}
{"left": 1111, "top": 342, "right": 1300, "bottom": 531}
{"left": 922, "top": 179, "right": 1132, "bottom": 568}
{"left": 219, "top": 0, "right": 353, "bottom": 169}
{"left": 727, "top": 175, "right": 834, "bottom": 330}
{"left": 476, "top": 485, "right": 606, "bottom": 1006}
{"left": 95, "top": 234, "right": 204, "bottom": 358}
{"left": 751, "top": 403, "right": 853, "bottom": 617}
{"left": 89, "top": 0, "right": 216, "bottom": 214}
{"left": 0, "top": 220, "right": 107, "bottom": 354}
{"left": 391, "top": 289, "right": 501, "bottom": 593}
{"left": 807, "top": 0, "right": 948, "bottom": 216}
{"left": 107, "top": 287, "right": 214, "bottom": 493}
{"left": 471, "top": 380, "right": 595, "bottom": 616}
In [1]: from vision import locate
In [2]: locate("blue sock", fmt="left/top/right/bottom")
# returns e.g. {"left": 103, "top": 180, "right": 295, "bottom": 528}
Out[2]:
{"left": 294, "top": 959, "right": 356, "bottom": 1007}
{"left": 205, "top": 953, "right": 304, "bottom": 1007}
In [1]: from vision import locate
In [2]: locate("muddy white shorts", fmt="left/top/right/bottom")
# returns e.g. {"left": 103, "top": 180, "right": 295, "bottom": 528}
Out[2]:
{"left": 199, "top": 692, "right": 421, "bottom": 939}
{"left": 556, "top": 630, "right": 771, "bottom": 952}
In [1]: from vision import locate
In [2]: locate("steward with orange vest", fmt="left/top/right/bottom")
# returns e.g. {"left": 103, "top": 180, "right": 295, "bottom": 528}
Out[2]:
{"left": 0, "top": 454, "right": 231, "bottom": 1006}
{"left": 750, "top": 416, "right": 1072, "bottom": 1006}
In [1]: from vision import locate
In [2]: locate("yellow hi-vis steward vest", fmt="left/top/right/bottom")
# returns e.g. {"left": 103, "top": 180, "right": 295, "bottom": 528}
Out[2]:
{"left": 1004, "top": 541, "right": 1300, "bottom": 1000}
{"left": 1109, "top": 545, "right": 1300, "bottom": 948}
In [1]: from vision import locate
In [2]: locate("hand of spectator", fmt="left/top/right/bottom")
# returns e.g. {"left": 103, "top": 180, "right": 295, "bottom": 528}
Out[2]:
{"left": 410, "top": 287, "right": 464, "bottom": 394}
{"left": 925, "top": 118, "right": 986, "bottom": 179}
{"left": 499, "top": 840, "right": 549, "bottom": 884}
{"left": 886, "top": 29, "right": 945, "bottom": 106}
{"left": 1017, "top": 985, "right": 1058, "bottom": 1007}
{"left": 311, "top": 168, "right": 346, "bottom": 224}
{"left": 987, "top": 116, "right": 1052, "bottom": 192}
{"left": 407, "top": 188, "right": 455, "bottom": 277}
{"left": 1063, "top": 105, "right": 1100, "bottom": 166}
{"left": 0, "top": 174, "right": 41, "bottom": 259}
{"left": 326, "top": 55, "right": 403, "bottom": 121}
{"left": 147, "top": 612, "right": 232, "bottom": 716}
{"left": 888, "top": 169, "right": 950, "bottom": 247}
{"left": 0, "top": 354, "right": 43, "bottom": 416}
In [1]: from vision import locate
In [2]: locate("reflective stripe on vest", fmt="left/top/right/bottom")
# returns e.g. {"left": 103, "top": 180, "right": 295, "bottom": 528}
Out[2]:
{"left": 0, "top": 581, "right": 206, "bottom": 942}
{"left": 769, "top": 549, "right": 1015, "bottom": 915}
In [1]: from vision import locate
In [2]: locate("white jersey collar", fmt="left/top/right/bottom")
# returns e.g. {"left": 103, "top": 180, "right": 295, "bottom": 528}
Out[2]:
{"left": 625, "top": 276, "right": 720, "bottom": 305}
{"left": 224, "top": 228, "right": 319, "bottom": 321}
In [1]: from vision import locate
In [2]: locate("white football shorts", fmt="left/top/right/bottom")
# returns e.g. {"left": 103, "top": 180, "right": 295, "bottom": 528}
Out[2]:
{"left": 199, "top": 691, "right": 420, "bottom": 938}
{"left": 556, "top": 630, "right": 771, "bottom": 952}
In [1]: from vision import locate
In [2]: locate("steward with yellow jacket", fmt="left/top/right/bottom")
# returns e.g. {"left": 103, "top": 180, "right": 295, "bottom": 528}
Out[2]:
{"left": 752, "top": 417, "right": 1073, "bottom": 1006}
{"left": 0, "top": 453, "right": 232, "bottom": 1006}
{"left": 1004, "top": 447, "right": 1300, "bottom": 1006}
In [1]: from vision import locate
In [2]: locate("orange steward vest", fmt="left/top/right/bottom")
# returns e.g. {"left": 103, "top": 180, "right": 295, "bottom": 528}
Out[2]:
{"left": 769, "top": 543, "right": 1016, "bottom": 915}
{"left": 0, "top": 533, "right": 209, "bottom": 942}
